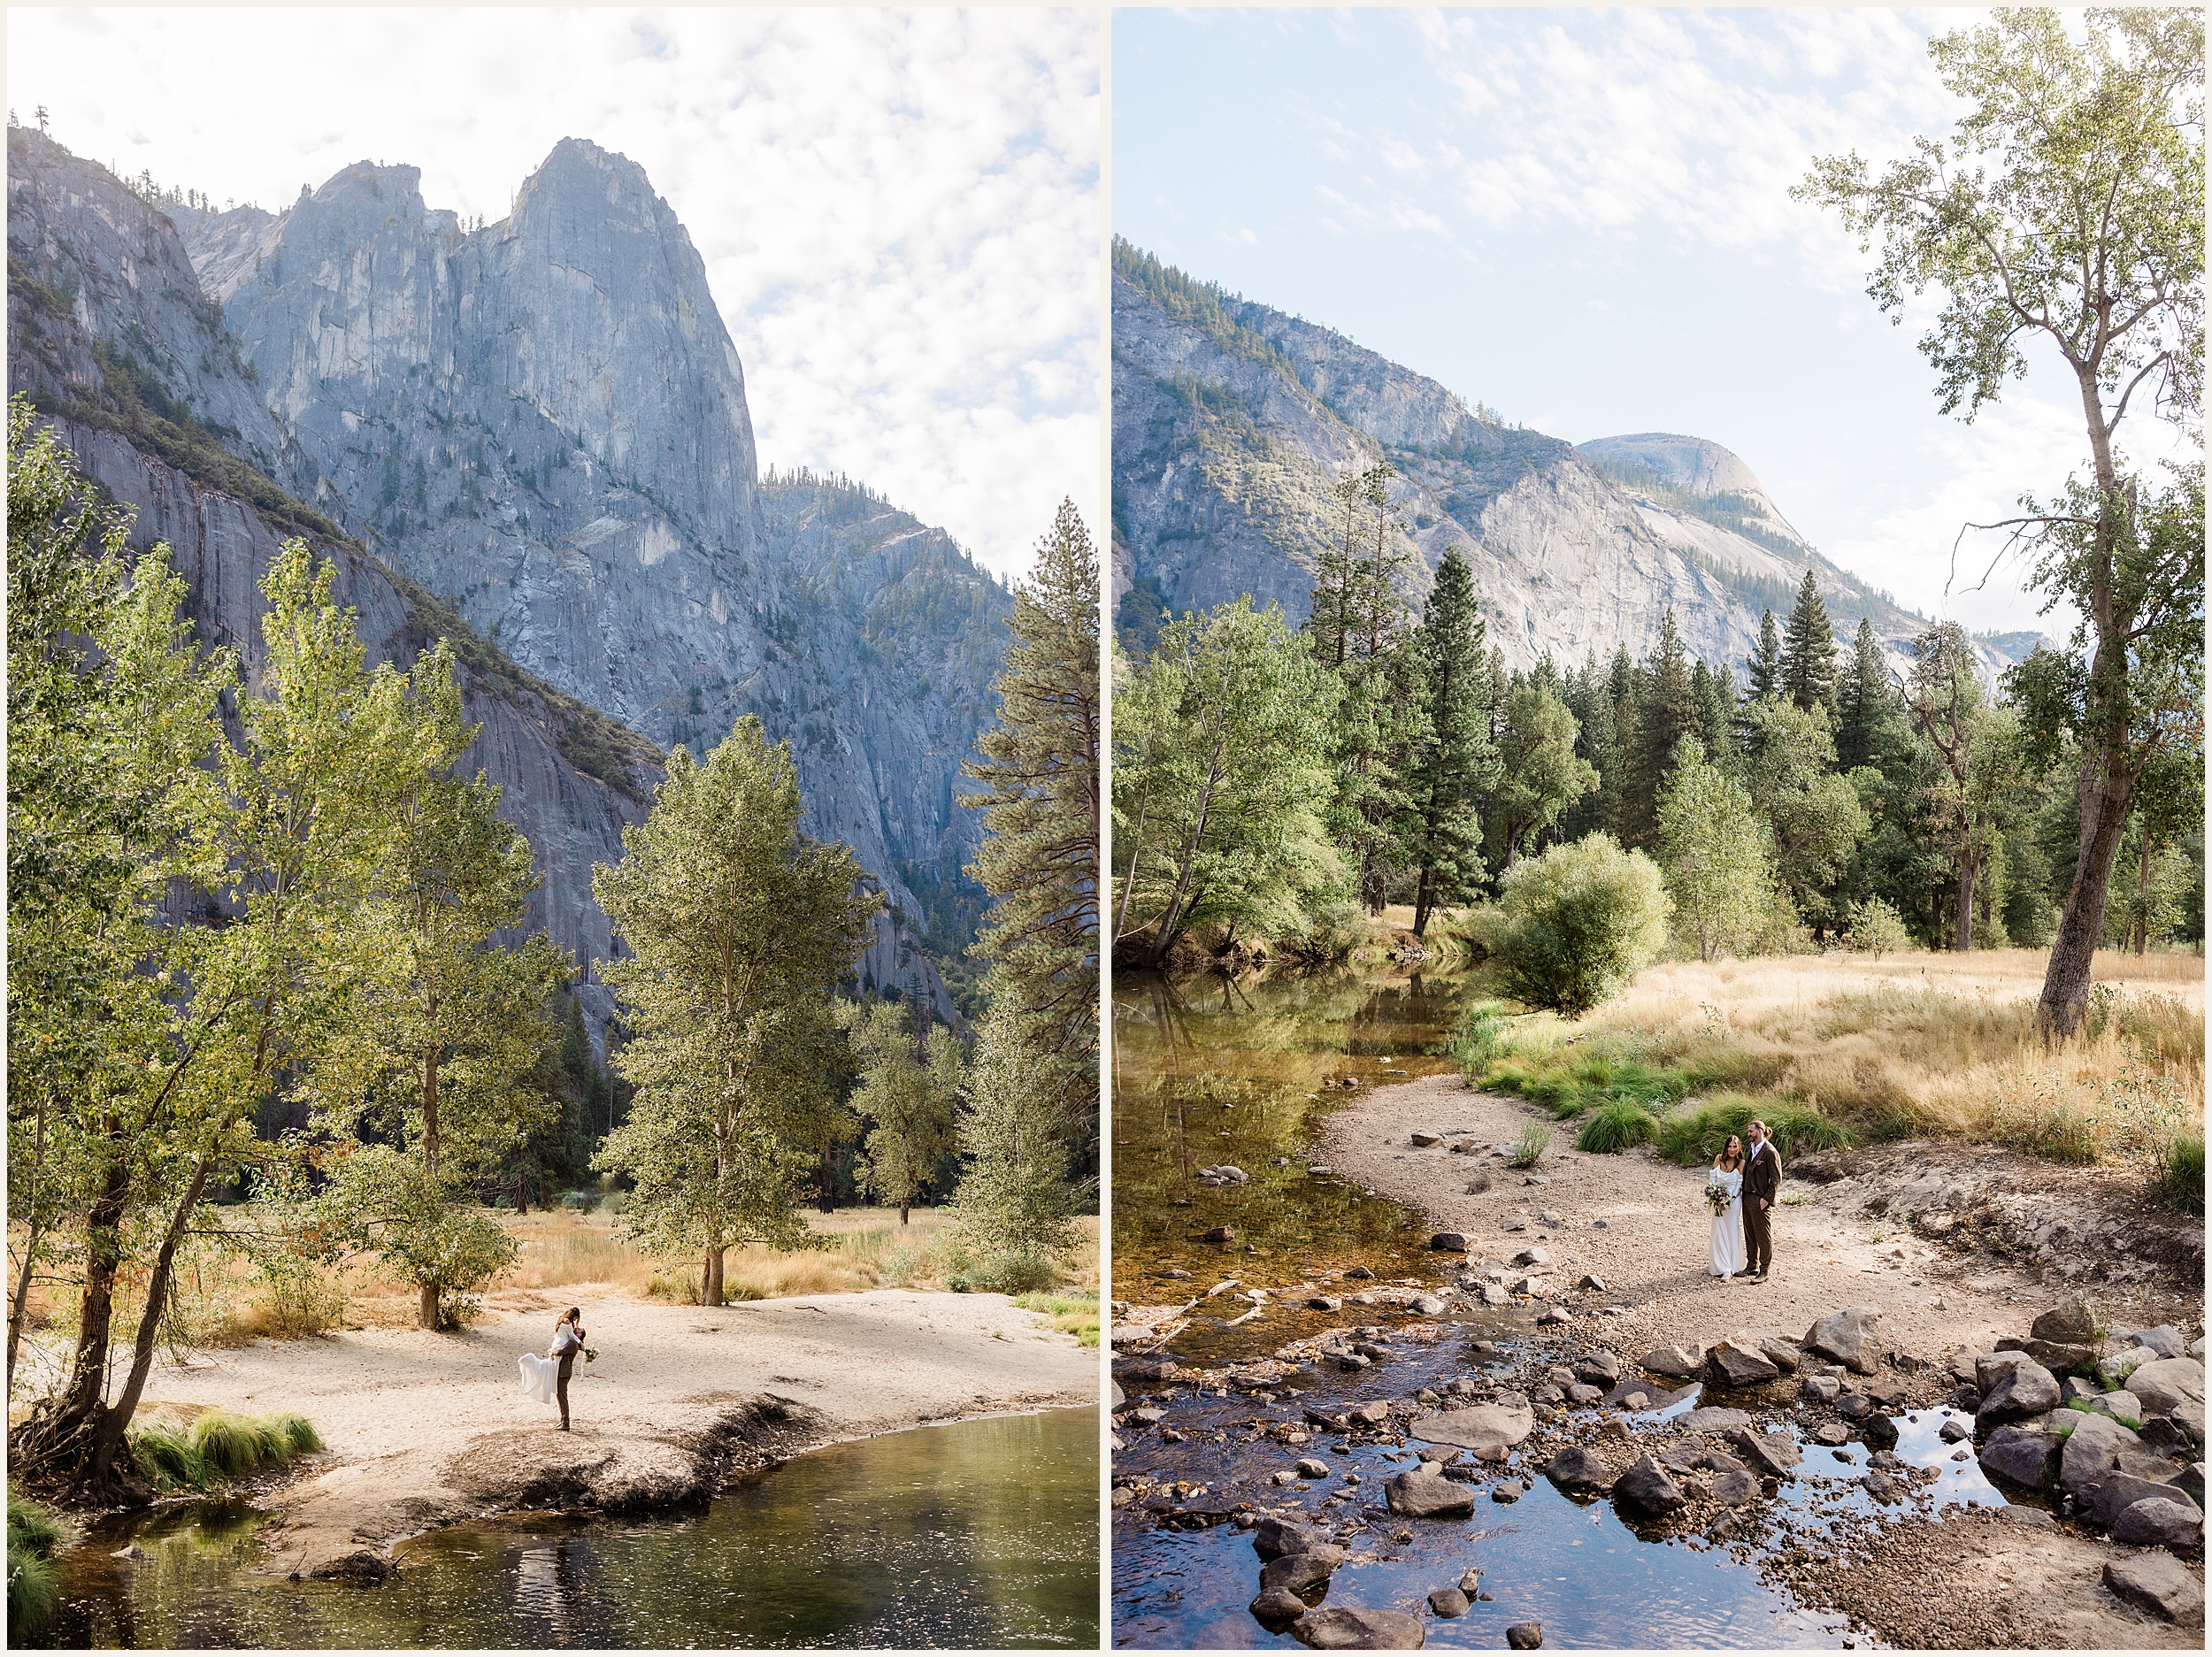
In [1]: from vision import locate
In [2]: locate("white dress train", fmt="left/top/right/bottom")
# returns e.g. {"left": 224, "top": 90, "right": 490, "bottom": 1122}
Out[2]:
{"left": 1709, "top": 1166, "right": 1746, "bottom": 1277}
{"left": 518, "top": 1351, "right": 559, "bottom": 1405}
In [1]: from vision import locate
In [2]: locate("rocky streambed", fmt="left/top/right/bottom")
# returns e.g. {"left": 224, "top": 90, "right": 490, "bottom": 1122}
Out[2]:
{"left": 1111, "top": 1298, "right": 2205, "bottom": 1649}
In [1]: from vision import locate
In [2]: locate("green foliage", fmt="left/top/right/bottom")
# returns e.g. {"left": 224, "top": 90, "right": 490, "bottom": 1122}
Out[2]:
{"left": 1845, "top": 896, "right": 1912, "bottom": 957}
{"left": 950, "top": 997, "right": 1081, "bottom": 1262}
{"left": 321, "top": 1146, "right": 520, "bottom": 1326}
{"left": 127, "top": 1423, "right": 207, "bottom": 1491}
{"left": 1401, "top": 545, "right": 1497, "bottom": 934}
{"left": 842, "top": 999, "right": 961, "bottom": 1218}
{"left": 971, "top": 1251, "right": 1059, "bottom": 1295}
{"left": 2157, "top": 1132, "right": 2205, "bottom": 1216}
{"left": 1449, "top": 1001, "right": 1513, "bottom": 1082}
{"left": 1486, "top": 679, "right": 1597, "bottom": 874}
{"left": 1470, "top": 834, "right": 1671, "bottom": 1016}
{"left": 7, "top": 1489, "right": 61, "bottom": 1640}
{"left": 1657, "top": 735, "right": 1781, "bottom": 961}
{"left": 188, "top": 1410, "right": 288, "bottom": 1479}
{"left": 1740, "top": 698, "right": 1871, "bottom": 928}
{"left": 1578, "top": 1100, "right": 1662, "bottom": 1154}
{"left": 1779, "top": 571, "right": 1839, "bottom": 712}
{"left": 1509, "top": 1124, "right": 1552, "bottom": 1169}
{"left": 1655, "top": 1095, "right": 1850, "bottom": 1167}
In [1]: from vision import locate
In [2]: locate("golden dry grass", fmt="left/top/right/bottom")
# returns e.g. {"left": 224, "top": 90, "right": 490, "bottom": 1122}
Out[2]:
{"left": 1557, "top": 947, "right": 2204, "bottom": 1161}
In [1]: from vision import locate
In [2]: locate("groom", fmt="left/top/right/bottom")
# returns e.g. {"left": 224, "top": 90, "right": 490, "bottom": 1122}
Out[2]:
{"left": 1736, "top": 1121, "right": 1779, "bottom": 1281}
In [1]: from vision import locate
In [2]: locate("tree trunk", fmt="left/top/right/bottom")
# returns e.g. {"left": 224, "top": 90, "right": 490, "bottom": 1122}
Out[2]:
{"left": 899, "top": 1200, "right": 910, "bottom": 1225}
{"left": 16, "top": 1149, "right": 133, "bottom": 1482}
{"left": 1955, "top": 850, "right": 1977, "bottom": 953}
{"left": 6, "top": 1097, "right": 52, "bottom": 1399}
{"left": 88, "top": 1148, "right": 219, "bottom": 1485}
{"left": 702, "top": 1245, "right": 725, "bottom": 1307}
{"left": 419, "top": 1282, "right": 441, "bottom": 1330}
{"left": 2134, "top": 832, "right": 2153, "bottom": 955}
{"left": 2039, "top": 759, "right": 2136, "bottom": 1037}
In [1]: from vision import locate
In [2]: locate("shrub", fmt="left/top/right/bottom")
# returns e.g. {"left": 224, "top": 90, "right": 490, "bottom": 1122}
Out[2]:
{"left": 2157, "top": 1132, "right": 2205, "bottom": 1216}
{"left": 191, "top": 1410, "right": 288, "bottom": 1478}
{"left": 1989, "top": 1073, "right": 2101, "bottom": 1164}
{"left": 1845, "top": 897, "right": 1911, "bottom": 958}
{"left": 1450, "top": 1001, "right": 1512, "bottom": 1081}
{"left": 974, "top": 1251, "right": 1058, "bottom": 1295}
{"left": 1509, "top": 1124, "right": 1551, "bottom": 1169}
{"left": 1578, "top": 1100, "right": 1661, "bottom": 1154}
{"left": 6, "top": 1490, "right": 61, "bottom": 1641}
{"left": 1467, "top": 834, "right": 1670, "bottom": 1016}
{"left": 1655, "top": 1094, "right": 1849, "bottom": 1166}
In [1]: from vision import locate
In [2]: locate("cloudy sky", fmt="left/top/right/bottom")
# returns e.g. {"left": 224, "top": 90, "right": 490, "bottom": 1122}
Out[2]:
{"left": 1117, "top": 6, "right": 2189, "bottom": 636}
{"left": 8, "top": 6, "right": 1101, "bottom": 580}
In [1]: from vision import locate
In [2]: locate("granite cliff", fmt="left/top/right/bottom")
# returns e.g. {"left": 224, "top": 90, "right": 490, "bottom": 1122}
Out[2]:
{"left": 11, "top": 129, "right": 1002, "bottom": 1020}
{"left": 1112, "top": 240, "right": 2036, "bottom": 680}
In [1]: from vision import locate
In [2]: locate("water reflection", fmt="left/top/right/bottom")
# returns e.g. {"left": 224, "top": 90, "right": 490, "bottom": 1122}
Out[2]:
{"left": 42, "top": 1407, "right": 1099, "bottom": 1650}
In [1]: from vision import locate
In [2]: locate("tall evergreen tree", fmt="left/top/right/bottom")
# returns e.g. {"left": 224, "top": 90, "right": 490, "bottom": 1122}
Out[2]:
{"left": 1400, "top": 547, "right": 1495, "bottom": 936}
{"left": 1746, "top": 610, "right": 1782, "bottom": 701}
{"left": 1691, "top": 657, "right": 1735, "bottom": 766}
{"left": 960, "top": 500, "right": 1100, "bottom": 1165}
{"left": 1558, "top": 653, "right": 1621, "bottom": 841}
{"left": 1779, "top": 571, "right": 1839, "bottom": 711}
{"left": 1623, "top": 610, "right": 1698, "bottom": 848}
{"left": 1836, "top": 617, "right": 1901, "bottom": 772}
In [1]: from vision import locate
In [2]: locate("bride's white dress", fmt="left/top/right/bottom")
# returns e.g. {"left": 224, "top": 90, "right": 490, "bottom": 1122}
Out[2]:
{"left": 518, "top": 1351, "right": 559, "bottom": 1405}
{"left": 1709, "top": 1166, "right": 1746, "bottom": 1277}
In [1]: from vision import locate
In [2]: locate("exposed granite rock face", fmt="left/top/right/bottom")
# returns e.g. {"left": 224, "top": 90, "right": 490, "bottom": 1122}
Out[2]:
{"left": 179, "top": 142, "right": 1003, "bottom": 1010}
{"left": 1112, "top": 245, "right": 2040, "bottom": 679}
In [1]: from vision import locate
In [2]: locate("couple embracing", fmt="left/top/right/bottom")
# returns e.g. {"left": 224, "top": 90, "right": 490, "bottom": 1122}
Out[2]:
{"left": 1706, "top": 1121, "right": 1780, "bottom": 1282}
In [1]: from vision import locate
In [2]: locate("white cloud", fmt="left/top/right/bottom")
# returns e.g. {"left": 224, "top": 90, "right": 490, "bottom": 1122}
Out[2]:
{"left": 5, "top": 6, "right": 1101, "bottom": 579}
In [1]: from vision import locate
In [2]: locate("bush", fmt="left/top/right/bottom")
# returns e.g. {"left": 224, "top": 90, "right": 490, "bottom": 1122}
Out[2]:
{"left": 1578, "top": 1100, "right": 1661, "bottom": 1154}
{"left": 6, "top": 1490, "right": 61, "bottom": 1641}
{"left": 973, "top": 1251, "right": 1058, "bottom": 1295}
{"left": 1845, "top": 897, "right": 1910, "bottom": 958}
{"left": 1467, "top": 834, "right": 1670, "bottom": 1016}
{"left": 1989, "top": 1074, "right": 2101, "bottom": 1164}
{"left": 1509, "top": 1124, "right": 1551, "bottom": 1169}
{"left": 1655, "top": 1094, "right": 1849, "bottom": 1167}
{"left": 1450, "top": 1001, "right": 1512, "bottom": 1082}
{"left": 2157, "top": 1132, "right": 2205, "bottom": 1216}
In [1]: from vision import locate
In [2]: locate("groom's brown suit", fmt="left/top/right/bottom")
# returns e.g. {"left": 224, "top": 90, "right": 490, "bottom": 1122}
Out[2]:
{"left": 1742, "top": 1139, "right": 1780, "bottom": 1275}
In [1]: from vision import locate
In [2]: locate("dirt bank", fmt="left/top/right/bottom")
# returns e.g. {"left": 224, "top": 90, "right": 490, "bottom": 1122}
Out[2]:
{"left": 133, "top": 1287, "right": 1096, "bottom": 1579}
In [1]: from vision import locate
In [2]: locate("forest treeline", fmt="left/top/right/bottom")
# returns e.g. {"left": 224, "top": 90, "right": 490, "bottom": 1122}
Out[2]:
{"left": 5, "top": 401, "right": 1100, "bottom": 1498}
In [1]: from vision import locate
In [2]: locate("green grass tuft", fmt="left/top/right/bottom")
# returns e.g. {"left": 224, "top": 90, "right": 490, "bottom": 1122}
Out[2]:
{"left": 6, "top": 1485, "right": 63, "bottom": 1638}
{"left": 128, "top": 1422, "right": 210, "bottom": 1491}
{"left": 1578, "top": 1099, "right": 1662, "bottom": 1154}
{"left": 1654, "top": 1093, "right": 1850, "bottom": 1167}
{"left": 269, "top": 1412, "right": 323, "bottom": 1455}
{"left": 190, "top": 1410, "right": 287, "bottom": 1478}
{"left": 2157, "top": 1132, "right": 2204, "bottom": 1216}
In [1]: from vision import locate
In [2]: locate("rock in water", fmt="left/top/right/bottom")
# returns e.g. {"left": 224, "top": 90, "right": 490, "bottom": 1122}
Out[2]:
{"left": 1724, "top": 1426, "right": 1801, "bottom": 1478}
{"left": 1758, "top": 1338, "right": 1803, "bottom": 1375}
{"left": 1546, "top": 1445, "right": 1615, "bottom": 1492}
{"left": 1678, "top": 1407, "right": 1752, "bottom": 1434}
{"left": 1427, "top": 1588, "right": 1470, "bottom": 1617}
{"left": 1704, "top": 1339, "right": 1782, "bottom": 1387}
{"left": 1410, "top": 1400, "right": 1535, "bottom": 1460}
{"left": 1802, "top": 1308, "right": 1885, "bottom": 1375}
{"left": 1506, "top": 1623, "right": 1544, "bottom": 1650}
{"left": 1861, "top": 1414, "right": 1900, "bottom": 1451}
{"left": 1256, "top": 1517, "right": 1326, "bottom": 1561}
{"left": 1640, "top": 1345, "right": 1703, "bottom": 1378}
{"left": 1261, "top": 1546, "right": 1348, "bottom": 1597}
{"left": 1709, "top": 1470, "right": 1759, "bottom": 1507}
{"left": 1613, "top": 1454, "right": 1688, "bottom": 1514}
{"left": 1252, "top": 1587, "right": 1310, "bottom": 1624}
{"left": 1430, "top": 1232, "right": 1470, "bottom": 1253}
{"left": 1800, "top": 1373, "right": 1840, "bottom": 1404}
{"left": 1292, "top": 1607, "right": 1428, "bottom": 1649}
{"left": 1573, "top": 1351, "right": 1623, "bottom": 1386}
{"left": 1384, "top": 1470, "right": 1474, "bottom": 1518}
{"left": 2101, "top": 1553, "right": 2205, "bottom": 1626}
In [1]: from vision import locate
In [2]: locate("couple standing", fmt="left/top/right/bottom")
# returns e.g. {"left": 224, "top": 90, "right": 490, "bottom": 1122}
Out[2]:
{"left": 518, "top": 1307, "right": 590, "bottom": 1430}
{"left": 1707, "top": 1121, "right": 1780, "bottom": 1281}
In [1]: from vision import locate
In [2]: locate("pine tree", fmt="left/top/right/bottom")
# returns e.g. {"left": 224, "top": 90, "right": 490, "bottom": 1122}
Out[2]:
{"left": 1746, "top": 610, "right": 1782, "bottom": 701}
{"left": 1623, "top": 610, "right": 1698, "bottom": 848}
{"left": 1559, "top": 653, "right": 1622, "bottom": 841}
{"left": 960, "top": 500, "right": 1100, "bottom": 1165}
{"left": 1836, "top": 617, "right": 1899, "bottom": 772}
{"left": 1779, "top": 570, "right": 1839, "bottom": 712}
{"left": 1691, "top": 657, "right": 1734, "bottom": 766}
{"left": 1401, "top": 546, "right": 1495, "bottom": 936}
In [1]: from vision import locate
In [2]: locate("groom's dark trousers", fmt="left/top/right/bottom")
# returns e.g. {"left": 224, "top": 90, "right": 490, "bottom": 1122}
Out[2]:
{"left": 1743, "top": 1142, "right": 1779, "bottom": 1274}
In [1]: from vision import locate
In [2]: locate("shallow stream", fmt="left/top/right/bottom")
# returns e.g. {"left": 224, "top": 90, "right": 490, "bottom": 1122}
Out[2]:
{"left": 40, "top": 1405, "right": 1101, "bottom": 1650}
{"left": 1110, "top": 969, "right": 2011, "bottom": 1650}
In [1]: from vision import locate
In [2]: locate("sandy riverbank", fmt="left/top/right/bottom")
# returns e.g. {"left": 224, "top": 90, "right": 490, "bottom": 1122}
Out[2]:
{"left": 132, "top": 1287, "right": 1097, "bottom": 1579}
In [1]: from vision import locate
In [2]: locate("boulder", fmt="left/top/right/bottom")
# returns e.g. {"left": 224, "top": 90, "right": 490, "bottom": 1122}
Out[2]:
{"left": 2098, "top": 1346, "right": 2160, "bottom": 1390}
{"left": 1803, "top": 1308, "right": 1884, "bottom": 1375}
{"left": 2127, "top": 1325, "right": 2190, "bottom": 1359}
{"left": 2101, "top": 1552, "right": 2205, "bottom": 1626}
{"left": 1506, "top": 1623, "right": 1543, "bottom": 1650}
{"left": 1574, "top": 1351, "right": 1624, "bottom": 1386}
{"left": 1978, "top": 1425, "right": 2059, "bottom": 1490}
{"left": 1252, "top": 1587, "right": 1311, "bottom": 1624}
{"left": 1613, "top": 1454, "right": 1689, "bottom": 1514}
{"left": 1384, "top": 1470, "right": 1475, "bottom": 1519}
{"left": 1565, "top": 1384, "right": 1602, "bottom": 1406}
{"left": 2127, "top": 1358, "right": 2207, "bottom": 1419}
{"left": 2082, "top": 1392, "right": 2145, "bottom": 1431}
{"left": 1813, "top": 1423, "right": 1851, "bottom": 1447}
{"left": 1296, "top": 1458, "right": 1333, "bottom": 1479}
{"left": 1836, "top": 1394, "right": 1873, "bottom": 1421}
{"left": 1410, "top": 1400, "right": 1535, "bottom": 1460}
{"left": 1640, "top": 1344, "right": 1703, "bottom": 1378}
{"left": 2087, "top": 1472, "right": 2195, "bottom": 1530}
{"left": 1430, "top": 1232, "right": 1470, "bottom": 1253}
{"left": 1997, "top": 1335, "right": 2099, "bottom": 1376}
{"left": 1710, "top": 1469, "right": 1760, "bottom": 1507}
{"left": 1977, "top": 1356, "right": 2061, "bottom": 1424}
{"left": 2139, "top": 1415, "right": 2197, "bottom": 1459}
{"left": 1861, "top": 1414, "right": 1900, "bottom": 1451}
{"left": 2174, "top": 1399, "right": 2206, "bottom": 1447}
{"left": 1725, "top": 1426, "right": 1802, "bottom": 1478}
{"left": 1292, "top": 1606, "right": 1427, "bottom": 1649}
{"left": 1705, "top": 1340, "right": 1782, "bottom": 1388}
{"left": 2030, "top": 1300, "right": 2100, "bottom": 1346}
{"left": 1546, "top": 1445, "right": 1616, "bottom": 1492}
{"left": 2060, "top": 1410, "right": 2145, "bottom": 1495}
{"left": 1256, "top": 1517, "right": 1327, "bottom": 1561}
{"left": 1411, "top": 1132, "right": 1444, "bottom": 1148}
{"left": 1939, "top": 1418, "right": 1970, "bottom": 1443}
{"left": 1410, "top": 1294, "right": 1448, "bottom": 1317}
{"left": 1679, "top": 1407, "right": 1754, "bottom": 1434}
{"left": 1512, "top": 1247, "right": 1553, "bottom": 1268}
{"left": 1262, "top": 1546, "right": 1348, "bottom": 1597}
{"left": 1800, "top": 1373, "right": 1840, "bottom": 1404}
{"left": 1427, "top": 1588, "right": 1470, "bottom": 1617}
{"left": 1758, "top": 1338, "right": 1803, "bottom": 1375}
{"left": 1492, "top": 1480, "right": 1525, "bottom": 1503}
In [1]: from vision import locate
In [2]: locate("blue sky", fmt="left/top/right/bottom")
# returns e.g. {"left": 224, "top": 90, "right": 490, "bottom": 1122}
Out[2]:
{"left": 9, "top": 7, "right": 1101, "bottom": 579}
{"left": 1115, "top": 6, "right": 2177, "bottom": 636}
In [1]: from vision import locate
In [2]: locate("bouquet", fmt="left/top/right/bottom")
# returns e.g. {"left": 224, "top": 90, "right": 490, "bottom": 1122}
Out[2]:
{"left": 1704, "top": 1179, "right": 1732, "bottom": 1216}
{"left": 584, "top": 1346, "right": 599, "bottom": 1364}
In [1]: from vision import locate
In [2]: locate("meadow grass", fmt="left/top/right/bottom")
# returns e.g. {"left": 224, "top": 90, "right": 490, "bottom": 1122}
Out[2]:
{"left": 1462, "top": 947, "right": 2204, "bottom": 1173}
{"left": 123, "top": 1408, "right": 322, "bottom": 1493}
{"left": 7, "top": 1489, "right": 62, "bottom": 1641}
{"left": 1009, "top": 1290, "right": 1102, "bottom": 1346}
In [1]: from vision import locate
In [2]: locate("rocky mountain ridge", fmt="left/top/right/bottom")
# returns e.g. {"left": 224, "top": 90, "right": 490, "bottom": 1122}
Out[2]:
{"left": 1112, "top": 241, "right": 2039, "bottom": 682}
{"left": 11, "top": 128, "right": 1002, "bottom": 1021}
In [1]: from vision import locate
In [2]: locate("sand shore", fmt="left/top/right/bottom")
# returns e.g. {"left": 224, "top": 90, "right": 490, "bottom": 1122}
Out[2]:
{"left": 134, "top": 1287, "right": 1097, "bottom": 1579}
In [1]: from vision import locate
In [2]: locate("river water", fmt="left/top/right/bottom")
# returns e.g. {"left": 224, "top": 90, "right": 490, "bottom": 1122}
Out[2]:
{"left": 1110, "top": 969, "right": 2010, "bottom": 1650}
{"left": 40, "top": 1406, "right": 1100, "bottom": 1650}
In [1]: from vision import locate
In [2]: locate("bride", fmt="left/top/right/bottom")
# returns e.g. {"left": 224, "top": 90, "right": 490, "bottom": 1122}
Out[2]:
{"left": 518, "top": 1316, "right": 571, "bottom": 1406}
{"left": 1708, "top": 1136, "right": 1747, "bottom": 1278}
